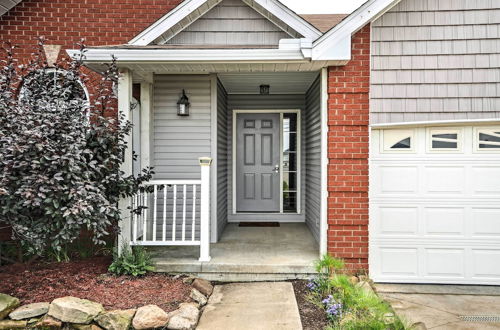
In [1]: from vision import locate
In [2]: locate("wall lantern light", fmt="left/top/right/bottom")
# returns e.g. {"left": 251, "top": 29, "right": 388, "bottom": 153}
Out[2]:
{"left": 260, "top": 84, "right": 270, "bottom": 95}
{"left": 177, "top": 89, "right": 190, "bottom": 116}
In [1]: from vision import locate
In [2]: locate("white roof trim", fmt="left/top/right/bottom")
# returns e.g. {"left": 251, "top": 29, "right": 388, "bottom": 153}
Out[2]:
{"left": 241, "top": 0, "right": 321, "bottom": 40}
{"left": 311, "top": 0, "right": 402, "bottom": 61}
{"left": 371, "top": 118, "right": 500, "bottom": 129}
{"left": 128, "top": 0, "right": 321, "bottom": 46}
{"left": 67, "top": 48, "right": 310, "bottom": 63}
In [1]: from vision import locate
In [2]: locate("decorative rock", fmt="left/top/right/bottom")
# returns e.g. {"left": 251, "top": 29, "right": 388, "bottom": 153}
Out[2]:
{"left": 48, "top": 297, "right": 104, "bottom": 324}
{"left": 132, "top": 305, "right": 169, "bottom": 330}
{"left": 356, "top": 281, "right": 375, "bottom": 295}
{"left": 0, "top": 319, "right": 27, "bottom": 329}
{"left": 182, "top": 276, "right": 195, "bottom": 285}
{"left": 9, "top": 302, "right": 50, "bottom": 320}
{"left": 349, "top": 276, "right": 359, "bottom": 285}
{"left": 65, "top": 323, "right": 103, "bottom": 330}
{"left": 412, "top": 322, "right": 428, "bottom": 330}
{"left": 0, "top": 294, "right": 20, "bottom": 320}
{"left": 166, "top": 303, "right": 200, "bottom": 330}
{"left": 95, "top": 309, "right": 135, "bottom": 330}
{"left": 190, "top": 289, "right": 207, "bottom": 307}
{"left": 192, "top": 279, "right": 213, "bottom": 297}
{"left": 36, "top": 315, "right": 63, "bottom": 329}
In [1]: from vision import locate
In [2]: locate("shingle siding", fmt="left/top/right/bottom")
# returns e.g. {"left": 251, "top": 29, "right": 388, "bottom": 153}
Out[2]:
{"left": 371, "top": 0, "right": 500, "bottom": 124}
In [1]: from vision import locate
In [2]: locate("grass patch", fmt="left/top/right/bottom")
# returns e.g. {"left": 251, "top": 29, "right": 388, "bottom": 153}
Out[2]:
{"left": 306, "top": 255, "right": 409, "bottom": 330}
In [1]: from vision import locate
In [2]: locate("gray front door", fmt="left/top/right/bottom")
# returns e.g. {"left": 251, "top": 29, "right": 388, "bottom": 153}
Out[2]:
{"left": 236, "top": 113, "right": 280, "bottom": 212}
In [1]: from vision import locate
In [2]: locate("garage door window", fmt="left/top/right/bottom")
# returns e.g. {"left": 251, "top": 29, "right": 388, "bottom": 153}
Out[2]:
{"left": 476, "top": 128, "right": 500, "bottom": 151}
{"left": 428, "top": 128, "right": 461, "bottom": 152}
{"left": 382, "top": 129, "right": 415, "bottom": 152}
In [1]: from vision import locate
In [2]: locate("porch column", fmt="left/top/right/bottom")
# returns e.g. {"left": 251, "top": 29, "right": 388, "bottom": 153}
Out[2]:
{"left": 117, "top": 68, "right": 133, "bottom": 255}
{"left": 140, "top": 80, "right": 153, "bottom": 170}
{"left": 199, "top": 157, "right": 212, "bottom": 262}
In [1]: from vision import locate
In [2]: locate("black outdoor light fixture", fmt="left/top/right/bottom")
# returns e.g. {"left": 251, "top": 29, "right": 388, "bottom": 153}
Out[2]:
{"left": 177, "top": 89, "right": 190, "bottom": 116}
{"left": 260, "top": 84, "right": 270, "bottom": 95}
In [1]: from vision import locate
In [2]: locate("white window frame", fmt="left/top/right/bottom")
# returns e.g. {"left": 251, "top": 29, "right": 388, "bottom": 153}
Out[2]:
{"left": 474, "top": 126, "right": 500, "bottom": 153}
{"left": 426, "top": 127, "right": 463, "bottom": 153}
{"left": 380, "top": 129, "right": 416, "bottom": 153}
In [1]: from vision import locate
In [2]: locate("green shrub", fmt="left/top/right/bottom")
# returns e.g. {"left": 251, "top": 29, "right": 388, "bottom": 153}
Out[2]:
{"left": 108, "top": 244, "right": 154, "bottom": 276}
{"left": 307, "top": 255, "right": 408, "bottom": 330}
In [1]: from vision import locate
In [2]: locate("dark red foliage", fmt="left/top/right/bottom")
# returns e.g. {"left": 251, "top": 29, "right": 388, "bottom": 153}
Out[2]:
{"left": 0, "top": 257, "right": 192, "bottom": 313}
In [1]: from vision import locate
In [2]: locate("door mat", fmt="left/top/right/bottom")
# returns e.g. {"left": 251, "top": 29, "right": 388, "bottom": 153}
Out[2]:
{"left": 239, "top": 222, "right": 280, "bottom": 227}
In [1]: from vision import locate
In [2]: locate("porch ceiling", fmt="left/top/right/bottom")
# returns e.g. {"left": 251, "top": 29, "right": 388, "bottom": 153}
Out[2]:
{"left": 218, "top": 72, "right": 319, "bottom": 94}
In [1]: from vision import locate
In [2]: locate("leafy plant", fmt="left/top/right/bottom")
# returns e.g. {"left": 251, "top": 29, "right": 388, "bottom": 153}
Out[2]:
{"left": 307, "top": 256, "right": 407, "bottom": 330}
{"left": 0, "top": 38, "right": 152, "bottom": 257}
{"left": 108, "top": 243, "right": 154, "bottom": 276}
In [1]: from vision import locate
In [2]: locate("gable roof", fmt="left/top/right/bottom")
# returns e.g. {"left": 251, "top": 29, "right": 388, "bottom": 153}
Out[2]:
{"left": 128, "top": 0, "right": 322, "bottom": 46}
{"left": 300, "top": 14, "right": 348, "bottom": 33}
{"left": 0, "top": 0, "right": 22, "bottom": 16}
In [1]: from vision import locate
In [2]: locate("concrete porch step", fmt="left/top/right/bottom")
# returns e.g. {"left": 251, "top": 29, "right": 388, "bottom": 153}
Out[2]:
{"left": 148, "top": 224, "right": 319, "bottom": 282}
{"left": 152, "top": 258, "right": 316, "bottom": 282}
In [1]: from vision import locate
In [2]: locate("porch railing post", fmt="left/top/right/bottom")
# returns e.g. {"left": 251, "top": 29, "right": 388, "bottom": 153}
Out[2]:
{"left": 199, "top": 157, "right": 212, "bottom": 262}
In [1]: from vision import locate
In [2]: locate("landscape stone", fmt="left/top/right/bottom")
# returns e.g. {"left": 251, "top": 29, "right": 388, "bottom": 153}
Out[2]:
{"left": 166, "top": 303, "right": 200, "bottom": 330}
{"left": 48, "top": 297, "right": 104, "bottom": 324}
{"left": 192, "top": 279, "right": 213, "bottom": 297}
{"left": 95, "top": 309, "right": 135, "bottom": 330}
{"left": 0, "top": 294, "right": 20, "bottom": 320}
{"left": 132, "top": 305, "right": 169, "bottom": 330}
{"left": 65, "top": 323, "right": 103, "bottom": 330}
{"left": 356, "top": 281, "right": 375, "bottom": 295}
{"left": 182, "top": 276, "right": 195, "bottom": 285}
{"left": 0, "top": 319, "right": 27, "bottom": 329}
{"left": 9, "top": 302, "right": 50, "bottom": 320}
{"left": 36, "top": 315, "right": 63, "bottom": 329}
{"left": 190, "top": 289, "right": 207, "bottom": 307}
{"left": 349, "top": 276, "right": 359, "bottom": 285}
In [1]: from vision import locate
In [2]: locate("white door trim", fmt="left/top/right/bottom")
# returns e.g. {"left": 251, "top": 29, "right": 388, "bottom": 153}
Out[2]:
{"left": 232, "top": 109, "right": 301, "bottom": 215}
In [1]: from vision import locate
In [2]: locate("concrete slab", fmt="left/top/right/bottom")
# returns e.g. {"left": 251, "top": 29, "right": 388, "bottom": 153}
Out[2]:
{"left": 149, "top": 224, "right": 318, "bottom": 281}
{"left": 196, "top": 282, "right": 302, "bottom": 330}
{"left": 376, "top": 283, "right": 500, "bottom": 296}
{"left": 379, "top": 292, "right": 500, "bottom": 329}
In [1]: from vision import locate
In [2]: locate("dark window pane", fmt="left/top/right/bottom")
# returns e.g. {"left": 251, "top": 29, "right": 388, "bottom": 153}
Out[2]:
{"left": 283, "top": 192, "right": 297, "bottom": 213}
{"left": 480, "top": 133, "right": 500, "bottom": 143}
{"left": 284, "top": 113, "right": 297, "bottom": 132}
{"left": 432, "top": 133, "right": 457, "bottom": 140}
{"left": 480, "top": 144, "right": 500, "bottom": 149}
{"left": 432, "top": 140, "right": 457, "bottom": 149}
{"left": 391, "top": 137, "right": 411, "bottom": 149}
{"left": 283, "top": 172, "right": 297, "bottom": 192}
{"left": 283, "top": 152, "right": 297, "bottom": 171}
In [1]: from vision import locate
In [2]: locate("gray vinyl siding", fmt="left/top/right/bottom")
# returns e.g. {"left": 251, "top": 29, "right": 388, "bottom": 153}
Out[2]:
{"left": 304, "top": 77, "right": 321, "bottom": 243}
{"left": 165, "top": 0, "right": 292, "bottom": 46}
{"left": 226, "top": 94, "right": 306, "bottom": 222}
{"left": 216, "top": 79, "right": 229, "bottom": 240}
{"left": 371, "top": 0, "right": 500, "bottom": 124}
{"left": 153, "top": 75, "right": 212, "bottom": 180}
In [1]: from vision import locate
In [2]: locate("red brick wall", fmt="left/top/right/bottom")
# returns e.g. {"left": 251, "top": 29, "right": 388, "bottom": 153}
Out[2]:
{"left": 326, "top": 24, "right": 370, "bottom": 272}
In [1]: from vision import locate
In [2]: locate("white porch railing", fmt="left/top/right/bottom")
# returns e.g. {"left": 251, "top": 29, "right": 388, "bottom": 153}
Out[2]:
{"left": 129, "top": 158, "right": 211, "bottom": 261}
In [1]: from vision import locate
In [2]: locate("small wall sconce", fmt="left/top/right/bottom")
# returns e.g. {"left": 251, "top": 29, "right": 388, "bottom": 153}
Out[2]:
{"left": 177, "top": 89, "right": 190, "bottom": 116}
{"left": 260, "top": 84, "right": 270, "bottom": 95}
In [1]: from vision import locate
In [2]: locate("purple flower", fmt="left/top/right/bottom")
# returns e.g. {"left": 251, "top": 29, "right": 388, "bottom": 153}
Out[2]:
{"left": 322, "top": 295, "right": 333, "bottom": 305}
{"left": 306, "top": 279, "right": 317, "bottom": 291}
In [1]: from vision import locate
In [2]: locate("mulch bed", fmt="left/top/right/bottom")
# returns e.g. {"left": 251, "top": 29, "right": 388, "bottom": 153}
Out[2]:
{"left": 291, "top": 280, "right": 329, "bottom": 330}
{"left": 0, "top": 256, "right": 192, "bottom": 313}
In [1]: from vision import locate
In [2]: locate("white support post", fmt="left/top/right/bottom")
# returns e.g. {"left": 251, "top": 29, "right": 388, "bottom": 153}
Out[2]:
{"left": 140, "top": 81, "right": 153, "bottom": 171}
{"left": 117, "top": 68, "right": 133, "bottom": 255}
{"left": 199, "top": 157, "right": 212, "bottom": 262}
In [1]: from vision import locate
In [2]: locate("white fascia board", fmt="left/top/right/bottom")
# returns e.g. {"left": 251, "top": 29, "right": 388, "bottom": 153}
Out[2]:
{"left": 311, "top": 0, "right": 401, "bottom": 61}
{"left": 243, "top": 0, "right": 321, "bottom": 40}
{"left": 128, "top": 0, "right": 222, "bottom": 46}
{"left": 371, "top": 118, "right": 500, "bottom": 129}
{"left": 66, "top": 48, "right": 308, "bottom": 63}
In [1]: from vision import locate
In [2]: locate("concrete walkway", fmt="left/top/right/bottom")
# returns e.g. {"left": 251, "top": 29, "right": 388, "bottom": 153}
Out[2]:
{"left": 376, "top": 284, "right": 500, "bottom": 329}
{"left": 196, "top": 282, "right": 302, "bottom": 330}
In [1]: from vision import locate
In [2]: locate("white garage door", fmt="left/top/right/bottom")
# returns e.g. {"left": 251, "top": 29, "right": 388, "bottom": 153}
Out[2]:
{"left": 370, "top": 124, "right": 500, "bottom": 285}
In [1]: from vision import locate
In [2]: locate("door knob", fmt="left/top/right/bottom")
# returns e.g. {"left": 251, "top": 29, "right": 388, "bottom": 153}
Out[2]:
{"left": 273, "top": 164, "right": 280, "bottom": 173}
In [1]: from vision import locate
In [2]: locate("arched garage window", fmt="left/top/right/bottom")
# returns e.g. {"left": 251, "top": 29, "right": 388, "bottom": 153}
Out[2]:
{"left": 476, "top": 127, "right": 500, "bottom": 151}
{"left": 382, "top": 129, "right": 415, "bottom": 152}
